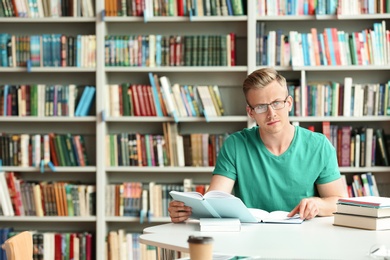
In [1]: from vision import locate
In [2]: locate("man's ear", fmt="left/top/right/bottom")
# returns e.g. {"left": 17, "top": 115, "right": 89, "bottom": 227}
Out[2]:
{"left": 246, "top": 106, "right": 254, "bottom": 117}
{"left": 287, "top": 96, "right": 293, "bottom": 111}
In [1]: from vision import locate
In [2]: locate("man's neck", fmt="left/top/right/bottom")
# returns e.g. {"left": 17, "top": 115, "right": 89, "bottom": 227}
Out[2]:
{"left": 260, "top": 124, "right": 295, "bottom": 156}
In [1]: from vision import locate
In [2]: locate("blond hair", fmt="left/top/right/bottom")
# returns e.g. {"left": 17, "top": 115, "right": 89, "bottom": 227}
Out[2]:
{"left": 242, "top": 68, "right": 287, "bottom": 97}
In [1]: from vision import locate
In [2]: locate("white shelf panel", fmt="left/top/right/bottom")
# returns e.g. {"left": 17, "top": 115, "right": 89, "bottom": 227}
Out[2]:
{"left": 0, "top": 17, "right": 96, "bottom": 23}
{"left": 106, "top": 166, "right": 214, "bottom": 173}
{"left": 106, "top": 116, "right": 247, "bottom": 123}
{"left": 0, "top": 116, "right": 96, "bottom": 122}
{"left": 294, "top": 65, "right": 390, "bottom": 71}
{"left": 337, "top": 14, "right": 390, "bottom": 20}
{"left": 30, "top": 67, "right": 96, "bottom": 72}
{"left": 0, "top": 166, "right": 96, "bottom": 172}
{"left": 339, "top": 167, "right": 390, "bottom": 173}
{"left": 105, "top": 216, "right": 170, "bottom": 222}
{"left": 290, "top": 116, "right": 390, "bottom": 122}
{"left": 104, "top": 16, "right": 247, "bottom": 23}
{"left": 0, "top": 216, "right": 96, "bottom": 221}
{"left": 105, "top": 66, "right": 248, "bottom": 72}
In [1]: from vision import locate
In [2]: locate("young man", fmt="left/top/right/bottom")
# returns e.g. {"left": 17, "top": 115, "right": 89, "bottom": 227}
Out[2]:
{"left": 168, "top": 68, "right": 345, "bottom": 223}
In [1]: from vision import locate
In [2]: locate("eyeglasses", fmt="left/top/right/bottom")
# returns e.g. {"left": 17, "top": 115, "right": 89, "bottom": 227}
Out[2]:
{"left": 248, "top": 96, "right": 289, "bottom": 114}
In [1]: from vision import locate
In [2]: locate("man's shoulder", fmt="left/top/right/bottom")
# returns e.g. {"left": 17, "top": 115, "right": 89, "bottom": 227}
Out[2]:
{"left": 229, "top": 126, "right": 258, "bottom": 139}
{"left": 296, "top": 126, "right": 329, "bottom": 144}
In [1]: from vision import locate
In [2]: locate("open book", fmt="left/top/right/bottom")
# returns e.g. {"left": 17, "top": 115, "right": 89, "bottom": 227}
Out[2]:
{"left": 169, "top": 190, "right": 303, "bottom": 224}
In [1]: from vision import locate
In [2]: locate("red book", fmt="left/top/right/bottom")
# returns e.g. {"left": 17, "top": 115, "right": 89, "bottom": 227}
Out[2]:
{"left": 86, "top": 233, "right": 93, "bottom": 260}
{"left": 136, "top": 85, "right": 147, "bottom": 116}
{"left": 49, "top": 133, "right": 59, "bottom": 167}
{"left": 130, "top": 84, "right": 141, "bottom": 116}
{"left": 141, "top": 85, "right": 152, "bottom": 116}
{"left": 54, "top": 233, "right": 62, "bottom": 260}
{"left": 331, "top": 28, "right": 341, "bottom": 65}
{"left": 69, "top": 233, "right": 76, "bottom": 259}
{"left": 230, "top": 32, "right": 236, "bottom": 66}
{"left": 177, "top": 0, "right": 184, "bottom": 16}
{"left": 322, "top": 121, "right": 331, "bottom": 141}
{"left": 146, "top": 85, "right": 157, "bottom": 116}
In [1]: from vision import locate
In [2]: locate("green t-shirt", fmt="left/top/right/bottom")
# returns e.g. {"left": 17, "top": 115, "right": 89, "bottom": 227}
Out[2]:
{"left": 213, "top": 125, "right": 340, "bottom": 212}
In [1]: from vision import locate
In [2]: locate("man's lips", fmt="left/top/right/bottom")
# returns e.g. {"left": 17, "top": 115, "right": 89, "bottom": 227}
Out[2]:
{"left": 267, "top": 120, "right": 279, "bottom": 125}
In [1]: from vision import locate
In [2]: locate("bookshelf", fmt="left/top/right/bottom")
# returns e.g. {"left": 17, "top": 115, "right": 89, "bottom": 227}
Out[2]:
{"left": 1, "top": 0, "right": 390, "bottom": 259}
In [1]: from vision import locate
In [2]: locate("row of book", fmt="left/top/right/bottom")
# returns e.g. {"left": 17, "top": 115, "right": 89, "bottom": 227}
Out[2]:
{"left": 106, "top": 231, "right": 163, "bottom": 260}
{"left": 0, "top": 133, "right": 90, "bottom": 167}
{"left": 321, "top": 124, "right": 389, "bottom": 167}
{"left": 256, "top": 21, "right": 389, "bottom": 67}
{"left": 0, "top": 34, "right": 96, "bottom": 68}
{"left": 0, "top": 172, "right": 96, "bottom": 217}
{"left": 0, "top": 84, "right": 96, "bottom": 117}
{"left": 0, "top": 0, "right": 95, "bottom": 17}
{"left": 258, "top": 0, "right": 390, "bottom": 16}
{"left": 258, "top": 0, "right": 332, "bottom": 15}
{"left": 333, "top": 196, "right": 390, "bottom": 230}
{"left": 0, "top": 229, "right": 94, "bottom": 260}
{"left": 337, "top": 0, "right": 390, "bottom": 15}
{"left": 106, "top": 131, "right": 227, "bottom": 167}
{"left": 104, "top": 0, "right": 245, "bottom": 17}
{"left": 287, "top": 79, "right": 390, "bottom": 117}
{"left": 104, "top": 33, "right": 236, "bottom": 67}
{"left": 105, "top": 179, "right": 207, "bottom": 218}
{"left": 107, "top": 74, "right": 225, "bottom": 119}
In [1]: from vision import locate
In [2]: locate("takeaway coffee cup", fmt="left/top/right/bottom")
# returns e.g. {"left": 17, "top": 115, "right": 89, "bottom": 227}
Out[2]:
{"left": 187, "top": 235, "right": 213, "bottom": 260}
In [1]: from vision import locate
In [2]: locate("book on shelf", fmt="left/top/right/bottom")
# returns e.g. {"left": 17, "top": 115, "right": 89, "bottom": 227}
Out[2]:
{"left": 333, "top": 213, "right": 390, "bottom": 230}
{"left": 336, "top": 203, "right": 390, "bottom": 218}
{"left": 199, "top": 218, "right": 241, "bottom": 232}
{"left": 169, "top": 190, "right": 303, "bottom": 224}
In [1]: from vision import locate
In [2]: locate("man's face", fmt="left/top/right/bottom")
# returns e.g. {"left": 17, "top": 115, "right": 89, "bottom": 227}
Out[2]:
{"left": 245, "top": 81, "right": 292, "bottom": 135}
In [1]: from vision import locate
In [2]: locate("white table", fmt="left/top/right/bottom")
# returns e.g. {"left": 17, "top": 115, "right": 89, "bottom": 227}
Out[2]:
{"left": 140, "top": 217, "right": 390, "bottom": 260}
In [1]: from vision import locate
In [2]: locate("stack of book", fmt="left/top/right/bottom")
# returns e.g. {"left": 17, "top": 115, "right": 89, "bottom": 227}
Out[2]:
{"left": 333, "top": 196, "right": 390, "bottom": 230}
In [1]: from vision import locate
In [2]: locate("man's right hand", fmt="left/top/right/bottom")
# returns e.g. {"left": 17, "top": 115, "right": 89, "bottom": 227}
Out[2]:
{"left": 168, "top": 200, "right": 192, "bottom": 223}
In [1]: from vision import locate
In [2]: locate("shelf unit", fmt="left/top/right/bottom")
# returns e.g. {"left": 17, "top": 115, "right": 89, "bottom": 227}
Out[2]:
{"left": 1, "top": 1, "right": 390, "bottom": 259}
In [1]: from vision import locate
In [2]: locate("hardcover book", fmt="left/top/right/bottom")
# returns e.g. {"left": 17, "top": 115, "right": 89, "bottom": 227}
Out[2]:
{"left": 338, "top": 196, "right": 390, "bottom": 207}
{"left": 333, "top": 213, "right": 390, "bottom": 230}
{"left": 169, "top": 190, "right": 303, "bottom": 224}
{"left": 336, "top": 203, "right": 390, "bottom": 218}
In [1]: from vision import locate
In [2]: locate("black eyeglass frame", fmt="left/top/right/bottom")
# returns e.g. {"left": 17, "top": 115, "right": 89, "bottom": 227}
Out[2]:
{"left": 248, "top": 95, "right": 290, "bottom": 114}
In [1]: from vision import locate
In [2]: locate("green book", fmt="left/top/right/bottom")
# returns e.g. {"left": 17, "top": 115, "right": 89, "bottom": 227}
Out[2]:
{"left": 54, "top": 135, "right": 66, "bottom": 166}
{"left": 230, "top": 0, "right": 244, "bottom": 15}
{"left": 65, "top": 185, "right": 74, "bottom": 217}
{"left": 121, "top": 83, "right": 131, "bottom": 116}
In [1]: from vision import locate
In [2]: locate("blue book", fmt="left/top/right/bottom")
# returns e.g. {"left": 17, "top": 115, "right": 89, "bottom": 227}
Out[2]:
{"left": 3, "top": 84, "right": 9, "bottom": 115}
{"left": 169, "top": 190, "right": 303, "bottom": 223}
{"left": 226, "top": 0, "right": 233, "bottom": 15}
{"left": 155, "top": 35, "right": 162, "bottom": 66}
{"left": 75, "top": 86, "right": 90, "bottom": 116}
{"left": 325, "top": 28, "right": 337, "bottom": 65}
{"left": 80, "top": 86, "right": 96, "bottom": 116}
{"left": 0, "top": 34, "right": 9, "bottom": 67}
{"left": 148, "top": 72, "right": 163, "bottom": 116}
{"left": 301, "top": 33, "right": 310, "bottom": 66}
{"left": 76, "top": 35, "right": 82, "bottom": 67}
{"left": 183, "top": 85, "right": 196, "bottom": 116}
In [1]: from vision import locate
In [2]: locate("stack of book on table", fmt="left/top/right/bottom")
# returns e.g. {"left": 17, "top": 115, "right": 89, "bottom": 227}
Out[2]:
{"left": 333, "top": 196, "right": 390, "bottom": 230}
{"left": 199, "top": 218, "right": 241, "bottom": 232}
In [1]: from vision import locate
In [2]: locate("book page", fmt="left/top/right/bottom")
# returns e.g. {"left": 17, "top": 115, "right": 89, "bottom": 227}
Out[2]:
{"left": 248, "top": 208, "right": 303, "bottom": 223}
{"left": 170, "top": 191, "right": 204, "bottom": 200}
{"left": 203, "top": 190, "right": 235, "bottom": 198}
